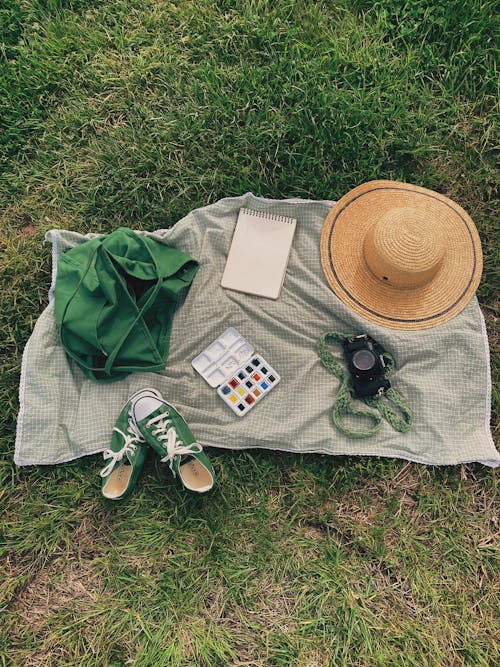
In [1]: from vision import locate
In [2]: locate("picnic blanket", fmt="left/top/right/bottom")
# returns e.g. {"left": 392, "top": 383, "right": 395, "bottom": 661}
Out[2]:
{"left": 15, "top": 194, "right": 499, "bottom": 467}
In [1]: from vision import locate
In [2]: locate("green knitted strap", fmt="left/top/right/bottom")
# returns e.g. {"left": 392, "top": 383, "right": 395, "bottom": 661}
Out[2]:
{"left": 364, "top": 388, "right": 413, "bottom": 434}
{"left": 316, "top": 332, "right": 413, "bottom": 439}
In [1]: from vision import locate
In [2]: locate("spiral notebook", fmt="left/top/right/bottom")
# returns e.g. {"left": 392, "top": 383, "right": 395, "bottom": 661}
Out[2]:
{"left": 221, "top": 208, "right": 297, "bottom": 299}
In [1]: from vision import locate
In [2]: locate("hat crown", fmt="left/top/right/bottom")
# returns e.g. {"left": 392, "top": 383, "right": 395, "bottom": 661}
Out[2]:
{"left": 363, "top": 208, "right": 446, "bottom": 289}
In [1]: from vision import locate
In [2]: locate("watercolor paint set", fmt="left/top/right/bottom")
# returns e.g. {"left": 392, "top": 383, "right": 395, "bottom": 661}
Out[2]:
{"left": 191, "top": 327, "right": 280, "bottom": 416}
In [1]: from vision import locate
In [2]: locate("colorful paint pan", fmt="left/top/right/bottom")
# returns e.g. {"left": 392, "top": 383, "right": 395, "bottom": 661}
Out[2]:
{"left": 216, "top": 353, "right": 280, "bottom": 416}
{"left": 192, "top": 327, "right": 280, "bottom": 417}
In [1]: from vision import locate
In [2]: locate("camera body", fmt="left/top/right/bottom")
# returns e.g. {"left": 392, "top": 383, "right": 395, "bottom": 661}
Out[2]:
{"left": 343, "top": 334, "right": 391, "bottom": 398}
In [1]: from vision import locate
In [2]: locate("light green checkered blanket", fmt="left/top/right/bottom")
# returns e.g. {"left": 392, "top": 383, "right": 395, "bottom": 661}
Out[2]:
{"left": 15, "top": 194, "right": 499, "bottom": 467}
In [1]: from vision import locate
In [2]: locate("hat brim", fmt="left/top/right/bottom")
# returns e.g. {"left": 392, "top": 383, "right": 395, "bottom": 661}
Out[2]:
{"left": 320, "top": 181, "right": 483, "bottom": 330}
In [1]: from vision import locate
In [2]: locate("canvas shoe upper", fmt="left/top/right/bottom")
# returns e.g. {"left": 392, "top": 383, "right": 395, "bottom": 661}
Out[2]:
{"left": 100, "top": 388, "right": 161, "bottom": 500}
{"left": 132, "top": 395, "right": 214, "bottom": 493}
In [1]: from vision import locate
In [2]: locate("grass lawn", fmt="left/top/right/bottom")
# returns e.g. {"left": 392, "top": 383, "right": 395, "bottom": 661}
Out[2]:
{"left": 0, "top": 1, "right": 498, "bottom": 665}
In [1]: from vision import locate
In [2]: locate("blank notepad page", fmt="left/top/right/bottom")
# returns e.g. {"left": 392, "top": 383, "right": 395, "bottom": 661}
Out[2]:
{"left": 221, "top": 208, "right": 297, "bottom": 300}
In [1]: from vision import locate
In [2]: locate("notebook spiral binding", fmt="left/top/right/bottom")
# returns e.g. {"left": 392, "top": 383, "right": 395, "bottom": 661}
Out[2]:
{"left": 242, "top": 208, "right": 295, "bottom": 224}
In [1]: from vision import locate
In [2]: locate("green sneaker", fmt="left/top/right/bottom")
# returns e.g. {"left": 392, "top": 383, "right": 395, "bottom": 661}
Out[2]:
{"left": 132, "top": 394, "right": 215, "bottom": 493}
{"left": 100, "top": 388, "right": 161, "bottom": 500}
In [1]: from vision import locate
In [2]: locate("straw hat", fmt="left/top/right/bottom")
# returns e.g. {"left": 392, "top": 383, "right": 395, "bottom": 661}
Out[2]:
{"left": 320, "top": 180, "right": 483, "bottom": 330}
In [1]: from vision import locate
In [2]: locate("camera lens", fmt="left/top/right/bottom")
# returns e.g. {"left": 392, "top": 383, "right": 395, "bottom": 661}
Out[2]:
{"left": 352, "top": 349, "right": 376, "bottom": 371}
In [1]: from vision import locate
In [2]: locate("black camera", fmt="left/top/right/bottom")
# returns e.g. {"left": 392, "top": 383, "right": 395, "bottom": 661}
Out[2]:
{"left": 343, "top": 334, "right": 391, "bottom": 398}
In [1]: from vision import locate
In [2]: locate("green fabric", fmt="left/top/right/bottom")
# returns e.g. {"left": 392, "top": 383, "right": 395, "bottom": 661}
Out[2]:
{"left": 316, "top": 332, "right": 413, "bottom": 438}
{"left": 54, "top": 227, "right": 198, "bottom": 382}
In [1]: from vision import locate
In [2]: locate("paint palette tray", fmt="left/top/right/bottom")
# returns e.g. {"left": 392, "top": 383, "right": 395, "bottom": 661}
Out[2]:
{"left": 192, "top": 327, "right": 280, "bottom": 416}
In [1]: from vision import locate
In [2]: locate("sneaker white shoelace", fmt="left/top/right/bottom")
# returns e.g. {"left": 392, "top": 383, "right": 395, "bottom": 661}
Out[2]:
{"left": 146, "top": 411, "right": 202, "bottom": 476}
{"left": 99, "top": 415, "right": 144, "bottom": 478}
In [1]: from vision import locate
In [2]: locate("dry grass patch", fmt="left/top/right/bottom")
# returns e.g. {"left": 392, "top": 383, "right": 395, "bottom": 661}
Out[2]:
{"left": 8, "top": 557, "right": 104, "bottom": 666}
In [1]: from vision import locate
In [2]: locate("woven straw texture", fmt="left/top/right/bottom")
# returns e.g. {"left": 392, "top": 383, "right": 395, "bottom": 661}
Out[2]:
{"left": 15, "top": 194, "right": 499, "bottom": 467}
{"left": 320, "top": 181, "right": 483, "bottom": 330}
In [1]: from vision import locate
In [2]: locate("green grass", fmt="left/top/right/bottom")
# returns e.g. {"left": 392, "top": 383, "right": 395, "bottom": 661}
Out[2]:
{"left": 1, "top": 1, "right": 498, "bottom": 665}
